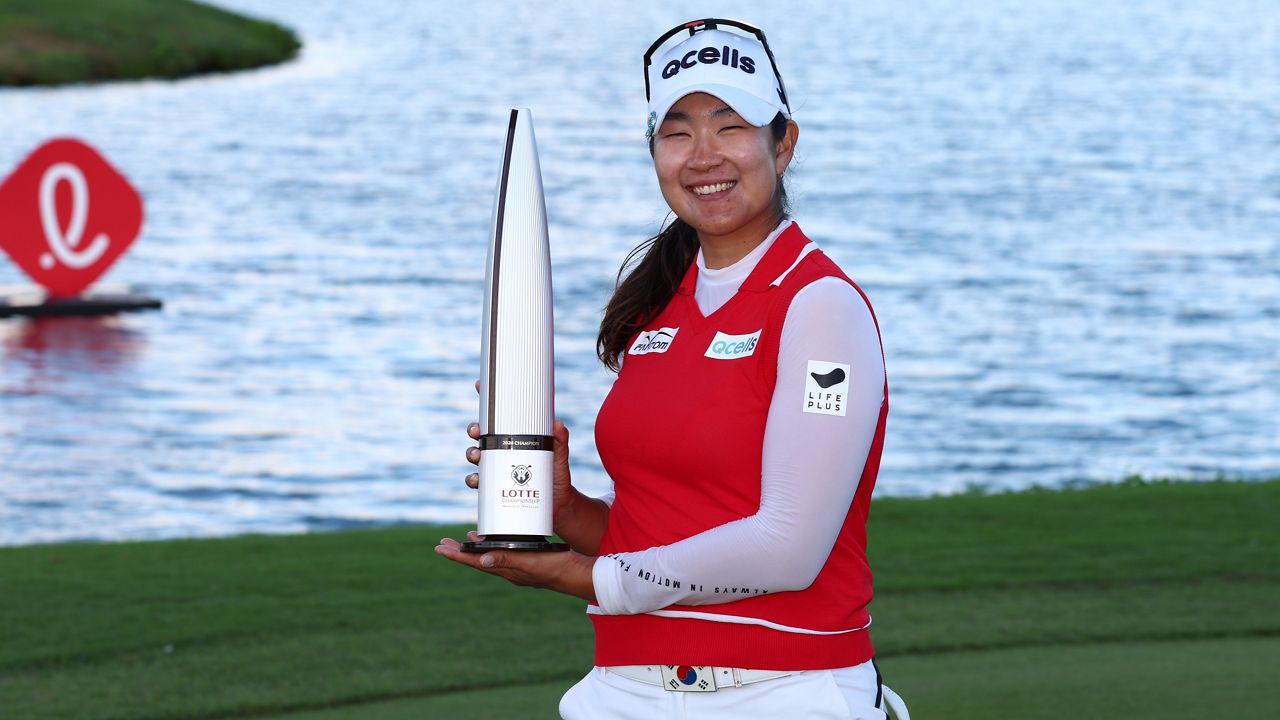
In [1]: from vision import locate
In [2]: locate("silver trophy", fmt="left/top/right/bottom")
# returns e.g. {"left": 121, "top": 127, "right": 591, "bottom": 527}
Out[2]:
{"left": 463, "top": 109, "right": 567, "bottom": 553}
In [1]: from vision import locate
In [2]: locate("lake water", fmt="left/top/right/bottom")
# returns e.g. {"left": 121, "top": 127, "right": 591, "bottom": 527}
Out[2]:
{"left": 1, "top": 0, "right": 1276, "bottom": 545}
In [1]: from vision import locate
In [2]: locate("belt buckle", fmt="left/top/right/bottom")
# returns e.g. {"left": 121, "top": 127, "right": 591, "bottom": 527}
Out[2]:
{"left": 659, "top": 665, "right": 717, "bottom": 692}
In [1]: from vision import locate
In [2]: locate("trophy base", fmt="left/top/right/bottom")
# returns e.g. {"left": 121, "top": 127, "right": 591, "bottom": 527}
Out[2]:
{"left": 461, "top": 535, "right": 569, "bottom": 553}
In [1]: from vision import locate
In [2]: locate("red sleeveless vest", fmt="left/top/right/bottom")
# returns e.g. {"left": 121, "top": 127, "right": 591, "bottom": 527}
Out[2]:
{"left": 591, "top": 223, "right": 888, "bottom": 669}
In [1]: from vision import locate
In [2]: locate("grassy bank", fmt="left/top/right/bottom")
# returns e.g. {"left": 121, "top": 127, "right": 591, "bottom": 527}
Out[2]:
{"left": 0, "top": 0, "right": 299, "bottom": 86}
{"left": 1, "top": 478, "right": 1277, "bottom": 719}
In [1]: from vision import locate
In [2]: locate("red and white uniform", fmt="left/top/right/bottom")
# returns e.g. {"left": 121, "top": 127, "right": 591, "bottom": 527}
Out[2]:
{"left": 589, "top": 220, "right": 889, "bottom": 670}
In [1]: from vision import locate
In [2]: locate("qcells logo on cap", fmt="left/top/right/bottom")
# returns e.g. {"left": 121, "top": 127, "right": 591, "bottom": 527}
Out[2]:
{"left": 661, "top": 45, "right": 757, "bottom": 79}
{"left": 629, "top": 326, "right": 679, "bottom": 355}
{"left": 704, "top": 330, "right": 761, "bottom": 360}
{"left": 804, "top": 360, "right": 851, "bottom": 416}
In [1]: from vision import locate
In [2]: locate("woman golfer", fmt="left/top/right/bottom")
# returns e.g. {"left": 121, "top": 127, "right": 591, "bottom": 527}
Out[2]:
{"left": 438, "top": 18, "right": 909, "bottom": 719}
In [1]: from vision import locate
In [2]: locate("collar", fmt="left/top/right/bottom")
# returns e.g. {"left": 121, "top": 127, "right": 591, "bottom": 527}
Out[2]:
{"left": 677, "top": 220, "right": 811, "bottom": 296}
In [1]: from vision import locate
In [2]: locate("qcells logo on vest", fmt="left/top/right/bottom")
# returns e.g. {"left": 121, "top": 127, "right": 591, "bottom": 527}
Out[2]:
{"left": 804, "top": 360, "right": 851, "bottom": 416}
{"left": 704, "top": 330, "right": 762, "bottom": 360}
{"left": 629, "top": 327, "right": 679, "bottom": 355}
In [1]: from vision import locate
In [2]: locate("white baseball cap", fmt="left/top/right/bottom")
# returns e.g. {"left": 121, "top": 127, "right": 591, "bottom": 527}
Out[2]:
{"left": 645, "top": 25, "right": 790, "bottom": 138}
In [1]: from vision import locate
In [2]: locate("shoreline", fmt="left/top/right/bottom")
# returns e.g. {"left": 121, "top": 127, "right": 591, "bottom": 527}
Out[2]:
{"left": 1, "top": 474, "right": 1274, "bottom": 549}
{"left": 2, "top": 474, "right": 1273, "bottom": 549}
{"left": 0, "top": 0, "right": 300, "bottom": 87}
{"left": 2, "top": 473, "right": 1273, "bottom": 549}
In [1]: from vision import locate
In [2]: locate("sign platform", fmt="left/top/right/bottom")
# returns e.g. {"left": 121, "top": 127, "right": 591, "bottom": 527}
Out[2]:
{"left": 0, "top": 285, "right": 162, "bottom": 318}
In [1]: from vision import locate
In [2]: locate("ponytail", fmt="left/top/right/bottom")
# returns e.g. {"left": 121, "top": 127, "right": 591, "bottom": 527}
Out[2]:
{"left": 596, "top": 217, "right": 699, "bottom": 372}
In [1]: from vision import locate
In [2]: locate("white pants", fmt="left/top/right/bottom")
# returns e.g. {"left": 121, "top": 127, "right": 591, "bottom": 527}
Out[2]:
{"left": 559, "top": 659, "right": 908, "bottom": 719}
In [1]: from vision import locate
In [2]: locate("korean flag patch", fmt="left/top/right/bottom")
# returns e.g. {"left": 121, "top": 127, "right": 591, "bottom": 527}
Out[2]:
{"left": 803, "top": 360, "right": 851, "bottom": 416}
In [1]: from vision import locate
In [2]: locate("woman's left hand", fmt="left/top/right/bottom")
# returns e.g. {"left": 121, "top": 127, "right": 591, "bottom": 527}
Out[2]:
{"left": 435, "top": 532, "right": 598, "bottom": 602}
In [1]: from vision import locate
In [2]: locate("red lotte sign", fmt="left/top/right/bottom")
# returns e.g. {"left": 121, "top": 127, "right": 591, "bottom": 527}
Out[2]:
{"left": 0, "top": 138, "right": 144, "bottom": 298}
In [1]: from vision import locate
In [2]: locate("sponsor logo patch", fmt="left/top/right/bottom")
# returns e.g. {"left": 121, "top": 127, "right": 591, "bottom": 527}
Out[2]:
{"left": 704, "top": 329, "right": 762, "bottom": 360}
{"left": 628, "top": 326, "right": 679, "bottom": 355}
{"left": 661, "top": 46, "right": 757, "bottom": 79}
{"left": 804, "top": 360, "right": 851, "bottom": 416}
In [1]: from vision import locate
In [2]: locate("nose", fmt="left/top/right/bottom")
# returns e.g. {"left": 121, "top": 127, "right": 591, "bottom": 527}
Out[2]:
{"left": 686, "top": 130, "right": 722, "bottom": 171}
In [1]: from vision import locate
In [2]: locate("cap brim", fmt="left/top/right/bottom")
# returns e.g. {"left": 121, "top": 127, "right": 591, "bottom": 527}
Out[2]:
{"left": 650, "top": 84, "right": 782, "bottom": 131}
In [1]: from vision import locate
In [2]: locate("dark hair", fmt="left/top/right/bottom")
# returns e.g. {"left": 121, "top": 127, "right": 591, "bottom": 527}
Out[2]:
{"left": 596, "top": 112, "right": 792, "bottom": 372}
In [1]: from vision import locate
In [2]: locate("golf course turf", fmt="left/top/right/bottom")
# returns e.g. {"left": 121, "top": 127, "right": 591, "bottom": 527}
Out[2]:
{"left": 0, "top": 0, "right": 299, "bottom": 86}
{"left": 1, "top": 477, "right": 1276, "bottom": 718}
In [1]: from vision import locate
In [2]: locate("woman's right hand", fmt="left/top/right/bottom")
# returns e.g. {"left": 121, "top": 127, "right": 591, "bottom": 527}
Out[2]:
{"left": 464, "top": 394, "right": 579, "bottom": 534}
{"left": 465, "top": 382, "right": 607, "bottom": 553}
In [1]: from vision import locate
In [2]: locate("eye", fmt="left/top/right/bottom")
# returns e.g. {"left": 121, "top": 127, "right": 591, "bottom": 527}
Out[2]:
{"left": 660, "top": 131, "right": 690, "bottom": 139}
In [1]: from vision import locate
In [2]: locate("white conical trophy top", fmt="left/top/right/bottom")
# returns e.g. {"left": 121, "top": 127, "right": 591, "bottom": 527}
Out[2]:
{"left": 479, "top": 108, "right": 555, "bottom": 439}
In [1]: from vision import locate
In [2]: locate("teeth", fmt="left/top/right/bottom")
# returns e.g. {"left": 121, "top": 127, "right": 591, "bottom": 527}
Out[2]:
{"left": 692, "top": 181, "right": 734, "bottom": 196}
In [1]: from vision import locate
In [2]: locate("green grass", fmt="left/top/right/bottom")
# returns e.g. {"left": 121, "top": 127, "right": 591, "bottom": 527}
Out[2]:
{"left": 0, "top": 0, "right": 300, "bottom": 86}
{"left": 1, "top": 478, "right": 1277, "bottom": 719}
{"left": 262, "top": 637, "right": 1280, "bottom": 720}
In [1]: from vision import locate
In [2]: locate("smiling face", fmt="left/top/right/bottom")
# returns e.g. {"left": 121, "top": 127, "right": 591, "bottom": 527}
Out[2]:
{"left": 652, "top": 92, "right": 797, "bottom": 266}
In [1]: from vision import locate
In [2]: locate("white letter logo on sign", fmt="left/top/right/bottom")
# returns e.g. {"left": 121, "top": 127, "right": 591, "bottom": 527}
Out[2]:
{"left": 38, "top": 162, "right": 110, "bottom": 270}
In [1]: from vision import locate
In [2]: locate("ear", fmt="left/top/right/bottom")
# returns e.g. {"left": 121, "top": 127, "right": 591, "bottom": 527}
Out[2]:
{"left": 774, "top": 120, "right": 799, "bottom": 177}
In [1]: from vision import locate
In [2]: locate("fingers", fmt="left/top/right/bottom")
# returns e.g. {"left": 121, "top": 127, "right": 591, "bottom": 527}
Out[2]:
{"left": 434, "top": 537, "right": 470, "bottom": 563}
{"left": 474, "top": 379, "right": 480, "bottom": 394}
{"left": 465, "top": 420, "right": 481, "bottom": 484}
{"left": 434, "top": 539, "right": 486, "bottom": 568}
{"left": 456, "top": 532, "right": 499, "bottom": 567}
{"left": 552, "top": 420, "right": 572, "bottom": 478}
{"left": 553, "top": 419, "right": 570, "bottom": 459}
{"left": 434, "top": 535, "right": 502, "bottom": 572}
{"left": 467, "top": 423, "right": 481, "bottom": 465}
